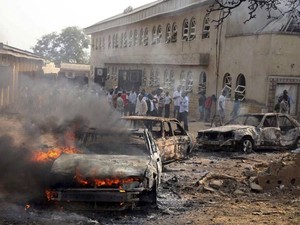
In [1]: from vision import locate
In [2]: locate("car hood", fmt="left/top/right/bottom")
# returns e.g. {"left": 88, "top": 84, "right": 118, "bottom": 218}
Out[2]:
{"left": 51, "top": 154, "right": 151, "bottom": 179}
{"left": 199, "top": 125, "right": 255, "bottom": 133}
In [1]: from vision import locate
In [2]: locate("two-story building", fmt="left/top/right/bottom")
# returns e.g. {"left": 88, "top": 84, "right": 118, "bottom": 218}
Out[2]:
{"left": 84, "top": 0, "right": 300, "bottom": 120}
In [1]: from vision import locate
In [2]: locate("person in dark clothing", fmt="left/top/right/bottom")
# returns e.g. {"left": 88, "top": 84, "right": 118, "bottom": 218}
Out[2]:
{"left": 198, "top": 91, "right": 206, "bottom": 121}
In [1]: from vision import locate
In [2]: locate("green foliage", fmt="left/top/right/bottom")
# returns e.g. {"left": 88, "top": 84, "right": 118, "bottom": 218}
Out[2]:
{"left": 32, "top": 26, "right": 90, "bottom": 65}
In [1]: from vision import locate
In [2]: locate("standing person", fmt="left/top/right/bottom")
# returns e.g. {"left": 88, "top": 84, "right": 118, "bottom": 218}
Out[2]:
{"left": 116, "top": 92, "right": 124, "bottom": 116}
{"left": 198, "top": 91, "right": 206, "bottom": 121}
{"left": 217, "top": 90, "right": 226, "bottom": 124}
{"left": 173, "top": 86, "right": 181, "bottom": 119}
{"left": 204, "top": 94, "right": 216, "bottom": 122}
{"left": 121, "top": 90, "right": 129, "bottom": 116}
{"left": 277, "top": 90, "right": 291, "bottom": 114}
{"left": 164, "top": 91, "right": 172, "bottom": 118}
{"left": 136, "top": 94, "right": 148, "bottom": 116}
{"left": 230, "top": 93, "right": 240, "bottom": 119}
{"left": 157, "top": 88, "right": 165, "bottom": 117}
{"left": 128, "top": 89, "right": 137, "bottom": 115}
{"left": 179, "top": 91, "right": 189, "bottom": 131}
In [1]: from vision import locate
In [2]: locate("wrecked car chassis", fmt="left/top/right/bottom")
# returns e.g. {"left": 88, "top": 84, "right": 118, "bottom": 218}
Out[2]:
{"left": 48, "top": 186, "right": 154, "bottom": 210}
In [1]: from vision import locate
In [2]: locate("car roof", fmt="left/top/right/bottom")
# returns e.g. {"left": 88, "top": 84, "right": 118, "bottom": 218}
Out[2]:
{"left": 122, "top": 115, "right": 180, "bottom": 123}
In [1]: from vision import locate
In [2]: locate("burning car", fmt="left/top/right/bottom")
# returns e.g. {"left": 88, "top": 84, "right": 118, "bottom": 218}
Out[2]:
{"left": 47, "top": 128, "right": 162, "bottom": 210}
{"left": 122, "top": 116, "right": 193, "bottom": 164}
{"left": 197, "top": 113, "right": 300, "bottom": 153}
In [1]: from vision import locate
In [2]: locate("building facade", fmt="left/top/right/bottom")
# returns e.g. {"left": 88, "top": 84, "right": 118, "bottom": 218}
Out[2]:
{"left": 85, "top": 0, "right": 300, "bottom": 120}
{"left": 0, "top": 43, "right": 44, "bottom": 108}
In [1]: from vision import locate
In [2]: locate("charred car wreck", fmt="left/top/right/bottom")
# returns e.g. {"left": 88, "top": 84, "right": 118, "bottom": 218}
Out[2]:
{"left": 122, "top": 116, "right": 193, "bottom": 164}
{"left": 197, "top": 113, "right": 300, "bottom": 152}
{"left": 47, "top": 128, "right": 162, "bottom": 210}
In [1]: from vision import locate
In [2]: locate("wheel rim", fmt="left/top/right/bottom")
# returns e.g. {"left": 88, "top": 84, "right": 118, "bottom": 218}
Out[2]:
{"left": 242, "top": 139, "right": 252, "bottom": 152}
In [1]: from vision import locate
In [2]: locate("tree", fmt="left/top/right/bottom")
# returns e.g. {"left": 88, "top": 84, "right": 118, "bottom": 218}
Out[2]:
{"left": 208, "top": 0, "right": 300, "bottom": 26}
{"left": 32, "top": 26, "right": 90, "bottom": 65}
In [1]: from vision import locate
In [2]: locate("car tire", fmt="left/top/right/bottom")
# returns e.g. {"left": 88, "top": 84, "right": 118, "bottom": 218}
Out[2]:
{"left": 139, "top": 182, "right": 157, "bottom": 206}
{"left": 239, "top": 137, "right": 254, "bottom": 153}
{"left": 293, "top": 137, "right": 300, "bottom": 150}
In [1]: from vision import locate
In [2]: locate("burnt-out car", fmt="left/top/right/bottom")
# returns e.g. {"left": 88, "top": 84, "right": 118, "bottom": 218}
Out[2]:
{"left": 197, "top": 113, "right": 300, "bottom": 153}
{"left": 47, "top": 128, "right": 162, "bottom": 210}
{"left": 122, "top": 116, "right": 193, "bottom": 164}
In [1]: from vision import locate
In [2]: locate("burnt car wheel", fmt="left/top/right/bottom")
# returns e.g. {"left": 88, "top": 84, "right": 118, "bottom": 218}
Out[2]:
{"left": 239, "top": 137, "right": 254, "bottom": 153}
{"left": 139, "top": 182, "right": 157, "bottom": 206}
{"left": 293, "top": 137, "right": 300, "bottom": 150}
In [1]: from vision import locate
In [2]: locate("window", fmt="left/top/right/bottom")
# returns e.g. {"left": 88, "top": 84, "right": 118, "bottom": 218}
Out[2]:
{"left": 152, "top": 26, "right": 157, "bottom": 45}
{"left": 142, "top": 68, "right": 147, "bottom": 86}
{"left": 170, "top": 70, "right": 175, "bottom": 90}
{"left": 123, "top": 32, "right": 127, "bottom": 48}
{"left": 134, "top": 29, "right": 138, "bottom": 46}
{"left": 172, "top": 23, "right": 177, "bottom": 42}
{"left": 189, "top": 17, "right": 196, "bottom": 41}
{"left": 108, "top": 35, "right": 111, "bottom": 49}
{"left": 102, "top": 37, "right": 105, "bottom": 49}
{"left": 115, "top": 33, "right": 118, "bottom": 48}
{"left": 166, "top": 23, "right": 171, "bottom": 43}
{"left": 223, "top": 73, "right": 232, "bottom": 98}
{"left": 149, "top": 69, "right": 155, "bottom": 87}
{"left": 164, "top": 69, "right": 171, "bottom": 90}
{"left": 157, "top": 25, "right": 162, "bottom": 44}
{"left": 182, "top": 18, "right": 189, "bottom": 41}
{"left": 186, "top": 71, "right": 193, "bottom": 93}
{"left": 129, "top": 30, "right": 133, "bottom": 47}
{"left": 120, "top": 33, "right": 124, "bottom": 48}
{"left": 199, "top": 71, "right": 207, "bottom": 94}
{"left": 91, "top": 37, "right": 95, "bottom": 50}
{"left": 144, "top": 28, "right": 149, "bottom": 46}
{"left": 202, "top": 14, "right": 210, "bottom": 39}
{"left": 154, "top": 68, "right": 160, "bottom": 87}
{"left": 95, "top": 37, "right": 98, "bottom": 50}
{"left": 140, "top": 28, "right": 144, "bottom": 46}
{"left": 235, "top": 74, "right": 246, "bottom": 101}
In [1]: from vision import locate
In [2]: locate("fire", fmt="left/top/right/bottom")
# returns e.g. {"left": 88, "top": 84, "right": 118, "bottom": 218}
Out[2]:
{"left": 32, "top": 146, "right": 81, "bottom": 162}
{"left": 74, "top": 170, "right": 139, "bottom": 188}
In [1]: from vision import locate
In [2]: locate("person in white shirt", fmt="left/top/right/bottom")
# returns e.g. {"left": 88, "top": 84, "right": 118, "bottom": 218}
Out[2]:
{"left": 217, "top": 90, "right": 226, "bottom": 124}
{"left": 136, "top": 94, "right": 148, "bottom": 116}
{"left": 173, "top": 86, "right": 182, "bottom": 119}
{"left": 128, "top": 89, "right": 137, "bottom": 115}
{"left": 164, "top": 91, "right": 172, "bottom": 118}
{"left": 179, "top": 91, "right": 189, "bottom": 131}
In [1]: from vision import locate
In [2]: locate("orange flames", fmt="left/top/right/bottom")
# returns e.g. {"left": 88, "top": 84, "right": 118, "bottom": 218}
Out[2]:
{"left": 74, "top": 170, "right": 140, "bottom": 188}
{"left": 32, "top": 146, "right": 81, "bottom": 162}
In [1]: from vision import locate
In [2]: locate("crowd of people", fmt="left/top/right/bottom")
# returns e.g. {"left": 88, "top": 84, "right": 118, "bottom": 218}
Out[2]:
{"left": 106, "top": 85, "right": 190, "bottom": 131}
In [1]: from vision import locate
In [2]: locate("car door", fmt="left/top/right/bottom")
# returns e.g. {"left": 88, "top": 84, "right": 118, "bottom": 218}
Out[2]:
{"left": 155, "top": 121, "right": 177, "bottom": 164}
{"left": 278, "top": 115, "right": 299, "bottom": 147}
{"left": 260, "top": 115, "right": 281, "bottom": 146}
{"left": 170, "top": 120, "right": 191, "bottom": 159}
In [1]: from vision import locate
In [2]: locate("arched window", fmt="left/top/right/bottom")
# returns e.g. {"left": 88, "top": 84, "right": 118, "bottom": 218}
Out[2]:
{"left": 139, "top": 28, "right": 144, "bottom": 46}
{"left": 154, "top": 68, "right": 160, "bottom": 87}
{"left": 182, "top": 18, "right": 189, "bottom": 41}
{"left": 149, "top": 68, "right": 155, "bottom": 87}
{"left": 164, "top": 69, "right": 170, "bottom": 90}
{"left": 134, "top": 29, "right": 138, "bottom": 46}
{"left": 189, "top": 17, "right": 196, "bottom": 41}
{"left": 235, "top": 74, "right": 246, "bottom": 101}
{"left": 111, "top": 36, "right": 114, "bottom": 49}
{"left": 157, "top": 25, "right": 162, "bottom": 44}
{"left": 102, "top": 37, "right": 105, "bottom": 49}
{"left": 123, "top": 32, "right": 127, "bottom": 48}
{"left": 202, "top": 14, "right": 210, "bottom": 39}
{"left": 223, "top": 73, "right": 232, "bottom": 98}
{"left": 170, "top": 70, "right": 175, "bottom": 90}
{"left": 186, "top": 71, "right": 193, "bottom": 93}
{"left": 95, "top": 37, "right": 98, "bottom": 50}
{"left": 120, "top": 33, "right": 124, "bottom": 48}
{"left": 142, "top": 68, "right": 147, "bottom": 86}
{"left": 129, "top": 30, "right": 133, "bottom": 47}
{"left": 180, "top": 70, "right": 186, "bottom": 89}
{"left": 166, "top": 23, "right": 171, "bottom": 43}
{"left": 172, "top": 23, "right": 177, "bottom": 42}
{"left": 152, "top": 26, "right": 157, "bottom": 45}
{"left": 144, "top": 28, "right": 149, "bottom": 46}
{"left": 108, "top": 35, "right": 111, "bottom": 49}
{"left": 199, "top": 71, "right": 207, "bottom": 94}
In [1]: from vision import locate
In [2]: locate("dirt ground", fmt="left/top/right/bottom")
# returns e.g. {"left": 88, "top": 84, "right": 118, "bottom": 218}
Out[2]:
{"left": 0, "top": 115, "right": 299, "bottom": 225}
